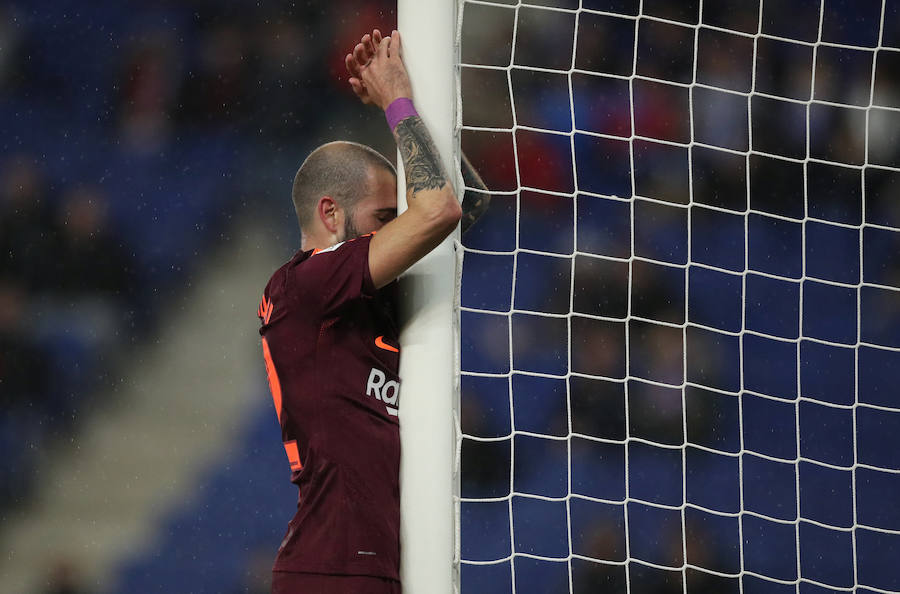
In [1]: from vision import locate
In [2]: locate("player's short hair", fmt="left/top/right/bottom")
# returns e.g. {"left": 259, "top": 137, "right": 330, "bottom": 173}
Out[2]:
{"left": 292, "top": 141, "right": 396, "bottom": 232}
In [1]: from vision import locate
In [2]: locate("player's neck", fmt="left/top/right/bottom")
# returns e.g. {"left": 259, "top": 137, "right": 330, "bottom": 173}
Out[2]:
{"left": 301, "top": 230, "right": 342, "bottom": 253}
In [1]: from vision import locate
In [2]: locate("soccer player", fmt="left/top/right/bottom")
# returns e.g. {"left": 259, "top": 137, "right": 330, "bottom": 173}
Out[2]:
{"left": 258, "top": 29, "right": 486, "bottom": 594}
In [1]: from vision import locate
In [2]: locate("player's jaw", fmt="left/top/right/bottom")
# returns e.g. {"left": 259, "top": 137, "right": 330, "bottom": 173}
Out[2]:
{"left": 342, "top": 212, "right": 362, "bottom": 242}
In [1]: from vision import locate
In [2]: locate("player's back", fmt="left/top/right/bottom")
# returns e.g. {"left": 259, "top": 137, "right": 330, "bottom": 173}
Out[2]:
{"left": 258, "top": 234, "right": 402, "bottom": 580}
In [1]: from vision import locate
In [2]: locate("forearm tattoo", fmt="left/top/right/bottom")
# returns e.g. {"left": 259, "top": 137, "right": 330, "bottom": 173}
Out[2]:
{"left": 395, "top": 116, "right": 448, "bottom": 195}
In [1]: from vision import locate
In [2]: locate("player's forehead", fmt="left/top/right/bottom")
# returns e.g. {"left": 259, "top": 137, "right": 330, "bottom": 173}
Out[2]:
{"left": 359, "top": 193, "right": 397, "bottom": 214}
{"left": 361, "top": 166, "right": 397, "bottom": 210}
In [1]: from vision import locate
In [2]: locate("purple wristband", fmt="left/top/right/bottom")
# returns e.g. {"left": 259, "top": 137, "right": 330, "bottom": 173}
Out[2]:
{"left": 385, "top": 97, "right": 418, "bottom": 131}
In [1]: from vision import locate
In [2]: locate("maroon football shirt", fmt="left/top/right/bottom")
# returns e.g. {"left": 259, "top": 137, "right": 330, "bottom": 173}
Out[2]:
{"left": 257, "top": 233, "right": 402, "bottom": 580}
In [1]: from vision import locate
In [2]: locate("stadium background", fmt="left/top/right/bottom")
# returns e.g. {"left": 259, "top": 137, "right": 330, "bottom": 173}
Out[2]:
{"left": 1, "top": 0, "right": 898, "bottom": 593}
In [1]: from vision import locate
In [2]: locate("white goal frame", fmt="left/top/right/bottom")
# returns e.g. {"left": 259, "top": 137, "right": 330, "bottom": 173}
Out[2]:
{"left": 396, "top": 1, "right": 462, "bottom": 593}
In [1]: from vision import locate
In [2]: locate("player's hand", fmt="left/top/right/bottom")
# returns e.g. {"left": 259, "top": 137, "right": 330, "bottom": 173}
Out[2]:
{"left": 345, "top": 29, "right": 413, "bottom": 111}
{"left": 345, "top": 30, "right": 381, "bottom": 105}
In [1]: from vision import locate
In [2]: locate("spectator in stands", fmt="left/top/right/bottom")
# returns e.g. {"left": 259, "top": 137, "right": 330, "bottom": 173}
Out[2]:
{"left": 0, "top": 156, "right": 57, "bottom": 292}
{"left": 116, "top": 32, "right": 178, "bottom": 154}
{"left": 52, "top": 186, "right": 135, "bottom": 304}
{"left": 0, "top": 276, "right": 49, "bottom": 410}
{"left": 0, "top": 5, "right": 23, "bottom": 87}
{"left": 26, "top": 186, "right": 136, "bottom": 413}
{"left": 0, "top": 275, "right": 50, "bottom": 506}
{"left": 251, "top": 14, "right": 328, "bottom": 139}
{"left": 177, "top": 21, "right": 251, "bottom": 129}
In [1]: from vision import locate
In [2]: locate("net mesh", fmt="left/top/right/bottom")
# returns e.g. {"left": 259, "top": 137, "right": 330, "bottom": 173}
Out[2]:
{"left": 455, "top": 0, "right": 900, "bottom": 592}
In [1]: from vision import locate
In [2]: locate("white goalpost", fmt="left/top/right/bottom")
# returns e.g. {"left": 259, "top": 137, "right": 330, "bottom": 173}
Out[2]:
{"left": 396, "top": 1, "right": 461, "bottom": 593}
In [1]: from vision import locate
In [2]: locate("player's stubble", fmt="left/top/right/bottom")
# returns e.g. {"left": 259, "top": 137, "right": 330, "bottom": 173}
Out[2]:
{"left": 344, "top": 208, "right": 362, "bottom": 241}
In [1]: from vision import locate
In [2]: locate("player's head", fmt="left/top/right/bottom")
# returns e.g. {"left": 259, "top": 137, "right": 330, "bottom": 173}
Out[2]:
{"left": 293, "top": 141, "right": 397, "bottom": 248}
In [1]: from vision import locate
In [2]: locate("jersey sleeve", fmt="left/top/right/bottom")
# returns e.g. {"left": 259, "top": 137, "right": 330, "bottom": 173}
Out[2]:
{"left": 288, "top": 234, "right": 377, "bottom": 315}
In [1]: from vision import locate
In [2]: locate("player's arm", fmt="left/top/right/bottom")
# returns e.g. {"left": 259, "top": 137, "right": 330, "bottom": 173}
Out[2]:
{"left": 460, "top": 152, "right": 491, "bottom": 235}
{"left": 346, "top": 30, "right": 461, "bottom": 290}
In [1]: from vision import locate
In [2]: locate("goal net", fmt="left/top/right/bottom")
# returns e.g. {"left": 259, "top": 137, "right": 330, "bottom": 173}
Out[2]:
{"left": 455, "top": 1, "right": 900, "bottom": 592}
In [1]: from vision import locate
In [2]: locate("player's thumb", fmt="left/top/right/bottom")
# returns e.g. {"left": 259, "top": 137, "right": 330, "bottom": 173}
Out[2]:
{"left": 391, "top": 30, "right": 402, "bottom": 56}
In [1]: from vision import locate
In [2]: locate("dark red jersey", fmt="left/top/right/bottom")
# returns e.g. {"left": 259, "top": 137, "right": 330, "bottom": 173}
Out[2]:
{"left": 257, "top": 233, "right": 402, "bottom": 580}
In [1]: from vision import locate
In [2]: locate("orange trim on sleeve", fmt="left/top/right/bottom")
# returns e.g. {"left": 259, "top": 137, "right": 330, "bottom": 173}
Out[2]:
{"left": 261, "top": 337, "right": 283, "bottom": 424}
{"left": 283, "top": 440, "right": 303, "bottom": 471}
{"left": 258, "top": 294, "right": 274, "bottom": 323}
{"left": 263, "top": 297, "right": 273, "bottom": 324}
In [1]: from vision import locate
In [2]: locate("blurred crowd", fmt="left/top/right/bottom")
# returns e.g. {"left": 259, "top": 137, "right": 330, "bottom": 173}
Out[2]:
{"left": 1, "top": 0, "right": 393, "bottom": 592}
{"left": 0, "top": 156, "right": 136, "bottom": 507}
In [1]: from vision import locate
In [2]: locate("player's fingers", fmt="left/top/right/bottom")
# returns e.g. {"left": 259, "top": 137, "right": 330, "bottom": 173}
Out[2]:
{"left": 349, "top": 77, "right": 366, "bottom": 98}
{"left": 373, "top": 29, "right": 382, "bottom": 45}
{"left": 356, "top": 88, "right": 373, "bottom": 104}
{"left": 377, "top": 34, "right": 391, "bottom": 57}
{"left": 391, "top": 30, "right": 402, "bottom": 56}
{"left": 362, "top": 34, "right": 376, "bottom": 59}
{"left": 349, "top": 78, "right": 372, "bottom": 105}
{"left": 353, "top": 43, "right": 368, "bottom": 66}
{"left": 345, "top": 53, "right": 361, "bottom": 78}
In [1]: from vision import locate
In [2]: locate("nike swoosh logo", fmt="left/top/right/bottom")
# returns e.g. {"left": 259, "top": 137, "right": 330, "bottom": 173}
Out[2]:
{"left": 375, "top": 336, "right": 399, "bottom": 353}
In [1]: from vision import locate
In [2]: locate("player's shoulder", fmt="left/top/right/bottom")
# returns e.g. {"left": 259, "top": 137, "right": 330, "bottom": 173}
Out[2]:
{"left": 266, "top": 248, "right": 306, "bottom": 287}
{"left": 259, "top": 248, "right": 306, "bottom": 305}
{"left": 307, "top": 232, "right": 376, "bottom": 260}
{"left": 260, "top": 233, "right": 378, "bottom": 318}
{"left": 291, "top": 233, "right": 376, "bottom": 276}
{"left": 258, "top": 248, "right": 314, "bottom": 327}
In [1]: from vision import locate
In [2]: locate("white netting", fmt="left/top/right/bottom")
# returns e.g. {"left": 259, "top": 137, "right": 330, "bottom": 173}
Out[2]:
{"left": 456, "top": 0, "right": 900, "bottom": 592}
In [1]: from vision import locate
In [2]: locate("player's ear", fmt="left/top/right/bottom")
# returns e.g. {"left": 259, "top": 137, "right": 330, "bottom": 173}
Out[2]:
{"left": 317, "top": 196, "right": 340, "bottom": 234}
